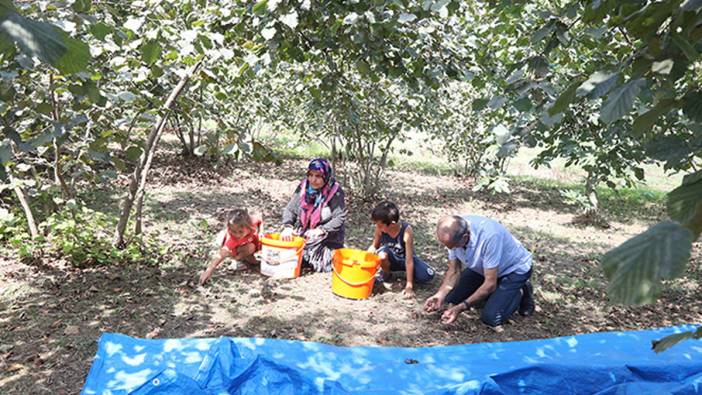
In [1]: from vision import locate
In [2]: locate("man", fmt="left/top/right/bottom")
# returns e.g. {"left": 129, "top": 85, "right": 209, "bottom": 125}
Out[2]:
{"left": 424, "top": 215, "right": 535, "bottom": 326}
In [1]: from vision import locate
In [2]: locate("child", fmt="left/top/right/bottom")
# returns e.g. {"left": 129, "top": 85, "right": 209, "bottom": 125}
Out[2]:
{"left": 368, "top": 201, "right": 435, "bottom": 298}
{"left": 199, "top": 208, "right": 262, "bottom": 286}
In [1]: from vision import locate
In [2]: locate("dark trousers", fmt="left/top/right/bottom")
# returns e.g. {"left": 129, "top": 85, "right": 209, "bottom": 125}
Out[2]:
{"left": 445, "top": 268, "right": 532, "bottom": 327}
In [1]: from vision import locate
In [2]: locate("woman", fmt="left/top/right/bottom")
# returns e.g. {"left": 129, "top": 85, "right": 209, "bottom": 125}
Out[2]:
{"left": 281, "top": 158, "right": 346, "bottom": 272}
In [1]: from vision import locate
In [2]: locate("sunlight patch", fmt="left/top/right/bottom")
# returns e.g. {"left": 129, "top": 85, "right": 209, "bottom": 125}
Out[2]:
{"left": 195, "top": 341, "right": 211, "bottom": 351}
{"left": 183, "top": 352, "right": 203, "bottom": 364}
{"left": 108, "top": 369, "right": 153, "bottom": 390}
{"left": 122, "top": 353, "right": 146, "bottom": 366}
{"left": 105, "top": 342, "right": 123, "bottom": 357}
{"left": 164, "top": 339, "right": 183, "bottom": 352}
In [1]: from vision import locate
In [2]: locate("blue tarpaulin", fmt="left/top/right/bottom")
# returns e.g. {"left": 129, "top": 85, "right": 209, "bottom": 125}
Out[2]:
{"left": 82, "top": 325, "right": 702, "bottom": 394}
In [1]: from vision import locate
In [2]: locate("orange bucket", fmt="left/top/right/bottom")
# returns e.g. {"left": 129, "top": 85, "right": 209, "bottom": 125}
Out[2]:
{"left": 259, "top": 233, "right": 306, "bottom": 279}
{"left": 331, "top": 248, "right": 380, "bottom": 299}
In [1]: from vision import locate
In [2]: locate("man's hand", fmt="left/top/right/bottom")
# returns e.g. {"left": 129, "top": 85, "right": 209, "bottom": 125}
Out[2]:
{"left": 441, "top": 305, "right": 463, "bottom": 324}
{"left": 424, "top": 294, "right": 444, "bottom": 312}
{"left": 280, "top": 227, "right": 295, "bottom": 242}
{"left": 402, "top": 284, "right": 415, "bottom": 299}
{"left": 199, "top": 268, "right": 213, "bottom": 286}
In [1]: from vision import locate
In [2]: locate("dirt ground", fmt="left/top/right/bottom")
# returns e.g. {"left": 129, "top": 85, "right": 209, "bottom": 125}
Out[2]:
{"left": 1, "top": 155, "right": 701, "bottom": 394}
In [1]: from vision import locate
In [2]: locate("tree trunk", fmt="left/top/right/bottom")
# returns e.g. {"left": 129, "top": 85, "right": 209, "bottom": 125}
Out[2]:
{"left": 8, "top": 171, "right": 38, "bottom": 238}
{"left": 171, "top": 115, "right": 188, "bottom": 155}
{"left": 585, "top": 173, "right": 600, "bottom": 217}
{"left": 50, "top": 73, "right": 71, "bottom": 198}
{"left": 113, "top": 59, "right": 204, "bottom": 247}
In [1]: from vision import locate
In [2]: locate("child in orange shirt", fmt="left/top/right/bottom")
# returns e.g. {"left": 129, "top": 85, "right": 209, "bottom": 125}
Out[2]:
{"left": 199, "top": 208, "right": 262, "bottom": 285}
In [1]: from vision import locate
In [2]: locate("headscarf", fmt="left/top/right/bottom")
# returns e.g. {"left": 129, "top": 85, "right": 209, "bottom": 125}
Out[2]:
{"left": 299, "top": 158, "right": 339, "bottom": 231}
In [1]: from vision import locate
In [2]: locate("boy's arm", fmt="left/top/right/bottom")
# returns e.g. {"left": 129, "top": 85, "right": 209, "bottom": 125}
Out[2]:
{"left": 368, "top": 225, "right": 382, "bottom": 251}
{"left": 403, "top": 225, "right": 415, "bottom": 295}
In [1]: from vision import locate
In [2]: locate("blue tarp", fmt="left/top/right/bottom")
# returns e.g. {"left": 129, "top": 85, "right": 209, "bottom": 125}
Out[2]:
{"left": 82, "top": 325, "right": 702, "bottom": 394}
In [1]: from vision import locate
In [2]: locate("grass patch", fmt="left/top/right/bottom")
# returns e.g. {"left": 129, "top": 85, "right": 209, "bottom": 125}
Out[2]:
{"left": 262, "top": 133, "right": 330, "bottom": 159}
{"left": 389, "top": 157, "right": 455, "bottom": 176}
{"left": 511, "top": 175, "right": 667, "bottom": 221}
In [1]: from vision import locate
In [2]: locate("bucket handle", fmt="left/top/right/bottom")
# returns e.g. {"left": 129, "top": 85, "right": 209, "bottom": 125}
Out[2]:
{"left": 262, "top": 244, "right": 305, "bottom": 266}
{"left": 332, "top": 262, "right": 377, "bottom": 287}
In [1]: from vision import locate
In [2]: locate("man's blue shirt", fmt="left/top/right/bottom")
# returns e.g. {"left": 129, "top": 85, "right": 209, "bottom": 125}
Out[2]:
{"left": 448, "top": 215, "right": 532, "bottom": 277}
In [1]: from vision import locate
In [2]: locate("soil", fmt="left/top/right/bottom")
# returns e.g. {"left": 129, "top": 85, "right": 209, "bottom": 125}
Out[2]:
{"left": 1, "top": 155, "right": 700, "bottom": 394}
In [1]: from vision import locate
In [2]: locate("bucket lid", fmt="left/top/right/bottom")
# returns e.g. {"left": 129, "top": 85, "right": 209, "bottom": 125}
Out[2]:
{"left": 334, "top": 248, "right": 379, "bottom": 268}
{"left": 261, "top": 233, "right": 305, "bottom": 248}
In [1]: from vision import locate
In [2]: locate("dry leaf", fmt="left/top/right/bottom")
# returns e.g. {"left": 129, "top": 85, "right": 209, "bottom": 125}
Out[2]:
{"left": 145, "top": 328, "right": 161, "bottom": 339}
{"left": 64, "top": 325, "right": 80, "bottom": 335}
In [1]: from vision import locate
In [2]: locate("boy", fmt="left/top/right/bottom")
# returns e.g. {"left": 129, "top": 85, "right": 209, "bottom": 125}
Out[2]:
{"left": 368, "top": 201, "right": 435, "bottom": 298}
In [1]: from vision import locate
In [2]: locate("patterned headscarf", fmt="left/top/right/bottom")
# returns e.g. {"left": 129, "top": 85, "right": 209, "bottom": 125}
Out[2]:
{"left": 299, "top": 158, "right": 338, "bottom": 231}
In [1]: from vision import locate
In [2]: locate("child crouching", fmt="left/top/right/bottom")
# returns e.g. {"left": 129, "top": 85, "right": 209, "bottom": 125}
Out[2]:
{"left": 199, "top": 208, "right": 262, "bottom": 286}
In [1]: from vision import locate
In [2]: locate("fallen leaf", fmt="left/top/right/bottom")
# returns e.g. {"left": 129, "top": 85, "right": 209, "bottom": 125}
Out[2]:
{"left": 145, "top": 328, "right": 161, "bottom": 339}
{"left": 64, "top": 325, "right": 80, "bottom": 335}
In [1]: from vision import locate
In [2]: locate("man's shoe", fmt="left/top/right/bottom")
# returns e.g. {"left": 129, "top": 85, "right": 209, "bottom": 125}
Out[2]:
{"left": 518, "top": 281, "right": 535, "bottom": 317}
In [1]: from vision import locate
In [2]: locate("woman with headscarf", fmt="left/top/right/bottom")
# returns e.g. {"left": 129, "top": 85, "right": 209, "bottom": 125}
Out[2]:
{"left": 280, "top": 158, "right": 346, "bottom": 272}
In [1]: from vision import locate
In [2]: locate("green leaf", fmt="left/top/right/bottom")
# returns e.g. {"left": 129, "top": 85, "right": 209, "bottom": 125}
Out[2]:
{"left": 356, "top": 59, "right": 371, "bottom": 76}
{"left": 531, "top": 24, "right": 554, "bottom": 44}
{"left": 194, "top": 145, "right": 207, "bottom": 156}
{"left": 35, "top": 102, "right": 52, "bottom": 115}
{"left": 222, "top": 144, "right": 238, "bottom": 156}
{"left": 667, "top": 171, "right": 702, "bottom": 226}
{"left": 634, "top": 167, "right": 644, "bottom": 181}
{"left": 0, "top": 139, "right": 11, "bottom": 165}
{"left": 124, "top": 145, "right": 143, "bottom": 162}
{"left": 651, "top": 59, "right": 674, "bottom": 75}
{"left": 548, "top": 78, "right": 582, "bottom": 116}
{"left": 682, "top": 91, "right": 702, "bottom": 122}
{"left": 681, "top": 0, "right": 702, "bottom": 12}
{"left": 252, "top": 0, "right": 268, "bottom": 15}
{"left": 140, "top": 40, "right": 162, "bottom": 66}
{"left": 599, "top": 78, "right": 646, "bottom": 125}
{"left": 527, "top": 56, "right": 549, "bottom": 77}
{"left": 89, "top": 22, "right": 111, "bottom": 41}
{"left": 672, "top": 34, "right": 698, "bottom": 62}
{"left": 632, "top": 99, "right": 675, "bottom": 136}
{"left": 652, "top": 327, "right": 702, "bottom": 353}
{"left": 602, "top": 220, "right": 694, "bottom": 305}
{"left": 576, "top": 71, "right": 619, "bottom": 98}
{"left": 645, "top": 135, "right": 690, "bottom": 168}
{"left": 472, "top": 98, "right": 488, "bottom": 111}
{"left": 71, "top": 0, "right": 91, "bottom": 13}
{"left": 488, "top": 95, "right": 507, "bottom": 110}
{"left": 0, "top": 7, "right": 91, "bottom": 74}
{"left": 512, "top": 97, "right": 532, "bottom": 112}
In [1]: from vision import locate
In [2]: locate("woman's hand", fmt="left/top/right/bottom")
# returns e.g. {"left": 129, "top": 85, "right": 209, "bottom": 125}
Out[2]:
{"left": 280, "top": 227, "right": 295, "bottom": 242}
{"left": 304, "top": 228, "right": 326, "bottom": 241}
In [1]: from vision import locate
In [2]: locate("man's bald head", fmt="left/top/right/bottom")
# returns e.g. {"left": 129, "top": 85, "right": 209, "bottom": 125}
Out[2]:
{"left": 436, "top": 215, "right": 470, "bottom": 248}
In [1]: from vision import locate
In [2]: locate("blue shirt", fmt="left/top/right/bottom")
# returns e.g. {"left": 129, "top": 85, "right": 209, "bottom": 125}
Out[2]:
{"left": 448, "top": 215, "right": 532, "bottom": 277}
